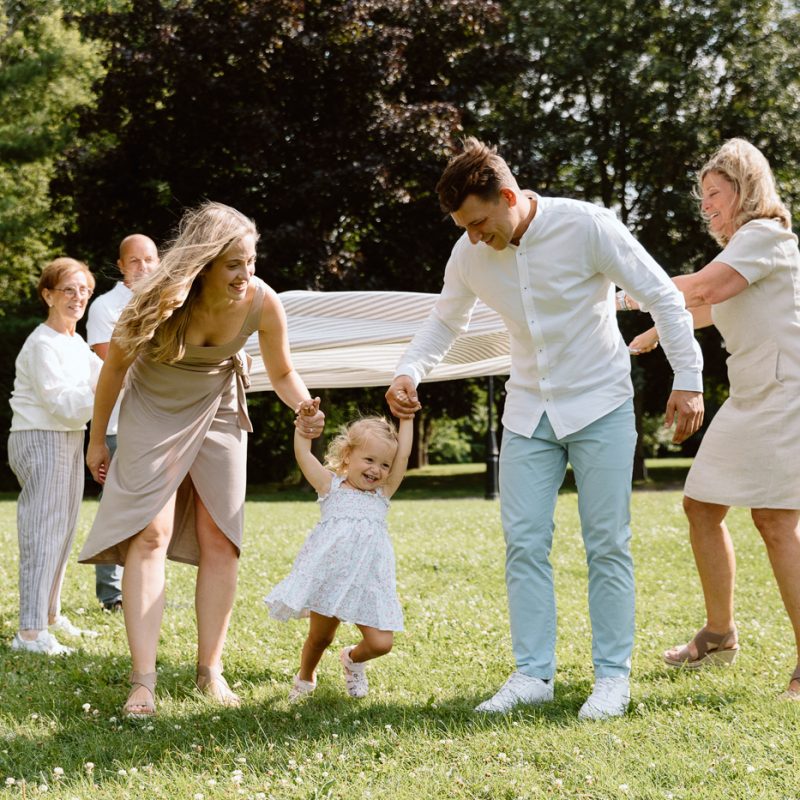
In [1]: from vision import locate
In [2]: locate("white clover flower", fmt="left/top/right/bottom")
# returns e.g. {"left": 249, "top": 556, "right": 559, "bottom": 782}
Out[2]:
{"left": 84, "top": 763, "right": 94, "bottom": 772}
{"left": 236, "top": 757, "right": 246, "bottom": 764}
{"left": 82, "top": 703, "right": 91, "bottom": 712}
{"left": 53, "top": 768, "right": 64, "bottom": 776}
{"left": 5, "top": 778, "right": 15, "bottom": 786}
{"left": 207, "top": 779, "right": 217, "bottom": 786}
{"left": 193, "top": 793, "right": 204, "bottom": 800}
{"left": 117, "top": 769, "right": 127, "bottom": 776}
{"left": 129, "top": 767, "right": 138, "bottom": 774}
{"left": 231, "top": 775, "right": 243, "bottom": 784}
{"left": 39, "top": 784, "right": 49, "bottom": 793}
{"left": 30, "top": 713, "right": 39, "bottom": 720}
{"left": 619, "top": 785, "right": 629, "bottom": 792}
{"left": 746, "top": 765, "right": 756, "bottom": 773}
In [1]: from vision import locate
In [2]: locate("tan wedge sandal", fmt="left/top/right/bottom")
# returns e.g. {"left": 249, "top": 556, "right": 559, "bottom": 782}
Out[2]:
{"left": 663, "top": 626, "right": 739, "bottom": 668}
{"left": 778, "top": 666, "right": 800, "bottom": 701}
{"left": 123, "top": 671, "right": 157, "bottom": 719}
{"left": 196, "top": 664, "right": 241, "bottom": 708}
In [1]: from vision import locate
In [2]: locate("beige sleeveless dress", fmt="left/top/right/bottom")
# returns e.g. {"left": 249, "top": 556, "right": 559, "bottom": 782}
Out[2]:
{"left": 79, "top": 278, "right": 267, "bottom": 566}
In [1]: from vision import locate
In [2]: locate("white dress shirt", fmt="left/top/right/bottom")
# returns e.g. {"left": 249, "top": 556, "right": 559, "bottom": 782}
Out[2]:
{"left": 10, "top": 324, "right": 103, "bottom": 432}
{"left": 396, "top": 194, "right": 703, "bottom": 439}
{"left": 86, "top": 282, "right": 132, "bottom": 435}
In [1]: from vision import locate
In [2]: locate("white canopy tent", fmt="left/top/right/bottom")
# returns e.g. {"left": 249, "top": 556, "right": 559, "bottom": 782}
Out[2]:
{"left": 244, "top": 290, "right": 511, "bottom": 392}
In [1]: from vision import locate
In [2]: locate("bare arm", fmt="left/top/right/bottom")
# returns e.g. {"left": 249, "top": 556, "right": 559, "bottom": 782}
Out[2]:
{"left": 673, "top": 261, "right": 748, "bottom": 308}
{"left": 383, "top": 417, "right": 413, "bottom": 499}
{"left": 86, "top": 339, "right": 135, "bottom": 483}
{"left": 258, "top": 286, "right": 324, "bottom": 437}
{"left": 91, "top": 341, "right": 110, "bottom": 360}
{"left": 629, "top": 304, "right": 714, "bottom": 354}
{"left": 293, "top": 399, "right": 332, "bottom": 495}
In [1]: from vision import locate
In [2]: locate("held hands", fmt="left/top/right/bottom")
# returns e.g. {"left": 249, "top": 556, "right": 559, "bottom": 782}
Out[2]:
{"left": 386, "top": 375, "right": 421, "bottom": 419}
{"left": 86, "top": 440, "right": 110, "bottom": 485}
{"left": 664, "top": 390, "right": 704, "bottom": 444}
{"left": 295, "top": 397, "right": 325, "bottom": 439}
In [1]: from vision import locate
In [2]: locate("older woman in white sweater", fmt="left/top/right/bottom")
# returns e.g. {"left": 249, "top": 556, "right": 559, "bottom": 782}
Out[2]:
{"left": 8, "top": 257, "right": 103, "bottom": 655}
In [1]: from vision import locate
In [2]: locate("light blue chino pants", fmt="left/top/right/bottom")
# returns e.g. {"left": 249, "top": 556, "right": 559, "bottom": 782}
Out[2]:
{"left": 499, "top": 399, "right": 637, "bottom": 679}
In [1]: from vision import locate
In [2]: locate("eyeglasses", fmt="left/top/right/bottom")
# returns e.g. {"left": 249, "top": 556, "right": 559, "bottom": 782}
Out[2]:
{"left": 54, "top": 286, "right": 94, "bottom": 299}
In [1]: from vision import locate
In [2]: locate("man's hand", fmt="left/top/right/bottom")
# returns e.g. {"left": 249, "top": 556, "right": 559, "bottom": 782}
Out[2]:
{"left": 664, "top": 390, "right": 704, "bottom": 444}
{"left": 386, "top": 375, "right": 421, "bottom": 419}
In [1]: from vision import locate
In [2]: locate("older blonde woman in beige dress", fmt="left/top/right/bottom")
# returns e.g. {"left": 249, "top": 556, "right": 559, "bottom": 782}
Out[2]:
{"left": 626, "top": 139, "right": 800, "bottom": 699}
{"left": 79, "top": 202, "right": 324, "bottom": 717}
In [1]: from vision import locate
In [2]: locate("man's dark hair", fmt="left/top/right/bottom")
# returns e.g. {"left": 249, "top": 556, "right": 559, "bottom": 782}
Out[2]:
{"left": 435, "top": 137, "right": 515, "bottom": 214}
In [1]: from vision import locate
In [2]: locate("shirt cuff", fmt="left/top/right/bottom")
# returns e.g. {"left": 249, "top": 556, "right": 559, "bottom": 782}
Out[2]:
{"left": 393, "top": 366, "right": 423, "bottom": 386}
{"left": 671, "top": 371, "right": 703, "bottom": 393}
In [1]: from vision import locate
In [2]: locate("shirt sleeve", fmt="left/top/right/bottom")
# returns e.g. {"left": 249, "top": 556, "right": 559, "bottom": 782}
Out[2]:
{"left": 394, "top": 245, "right": 478, "bottom": 385}
{"left": 593, "top": 213, "right": 703, "bottom": 393}
{"left": 716, "top": 221, "right": 777, "bottom": 285}
{"left": 29, "top": 339, "right": 96, "bottom": 427}
{"left": 86, "top": 297, "right": 115, "bottom": 346}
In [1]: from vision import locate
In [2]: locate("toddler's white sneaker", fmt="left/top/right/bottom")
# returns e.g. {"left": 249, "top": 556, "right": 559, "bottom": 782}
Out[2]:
{"left": 340, "top": 646, "right": 368, "bottom": 698}
{"left": 475, "top": 671, "right": 554, "bottom": 713}
{"left": 578, "top": 676, "right": 630, "bottom": 720}
{"left": 288, "top": 674, "right": 316, "bottom": 703}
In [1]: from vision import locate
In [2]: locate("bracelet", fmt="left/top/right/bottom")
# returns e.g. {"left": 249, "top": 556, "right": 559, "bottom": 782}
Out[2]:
{"left": 616, "top": 290, "right": 630, "bottom": 311}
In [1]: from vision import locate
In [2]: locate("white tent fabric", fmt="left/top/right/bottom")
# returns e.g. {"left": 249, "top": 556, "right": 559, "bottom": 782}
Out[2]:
{"left": 244, "top": 290, "right": 511, "bottom": 392}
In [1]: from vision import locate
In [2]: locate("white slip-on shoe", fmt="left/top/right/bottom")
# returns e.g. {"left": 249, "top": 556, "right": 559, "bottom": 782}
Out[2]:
{"left": 288, "top": 674, "right": 317, "bottom": 703}
{"left": 11, "top": 630, "right": 74, "bottom": 656}
{"left": 340, "top": 646, "right": 369, "bottom": 698}
{"left": 578, "top": 676, "right": 630, "bottom": 720}
{"left": 474, "top": 671, "right": 554, "bottom": 713}
{"left": 50, "top": 615, "right": 100, "bottom": 638}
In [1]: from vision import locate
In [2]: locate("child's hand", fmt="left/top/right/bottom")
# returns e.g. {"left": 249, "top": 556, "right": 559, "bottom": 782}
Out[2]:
{"left": 295, "top": 397, "right": 324, "bottom": 438}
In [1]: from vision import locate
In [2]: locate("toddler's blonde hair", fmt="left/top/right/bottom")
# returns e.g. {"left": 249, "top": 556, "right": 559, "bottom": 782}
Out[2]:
{"left": 324, "top": 416, "right": 399, "bottom": 474}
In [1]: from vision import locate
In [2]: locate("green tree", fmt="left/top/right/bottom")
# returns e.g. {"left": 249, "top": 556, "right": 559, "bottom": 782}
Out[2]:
{"left": 0, "top": 2, "right": 104, "bottom": 311}
{"left": 480, "top": 0, "right": 800, "bottom": 472}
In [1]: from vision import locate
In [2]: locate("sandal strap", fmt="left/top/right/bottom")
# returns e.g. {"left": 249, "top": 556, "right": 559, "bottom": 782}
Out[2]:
{"left": 129, "top": 670, "right": 157, "bottom": 694}
{"left": 693, "top": 626, "right": 737, "bottom": 660}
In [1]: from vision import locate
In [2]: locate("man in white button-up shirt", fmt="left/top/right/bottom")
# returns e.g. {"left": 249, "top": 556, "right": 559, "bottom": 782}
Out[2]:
{"left": 387, "top": 139, "right": 704, "bottom": 720}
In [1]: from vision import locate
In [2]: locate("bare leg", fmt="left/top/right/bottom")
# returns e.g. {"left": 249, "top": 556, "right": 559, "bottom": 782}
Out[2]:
{"left": 195, "top": 495, "right": 239, "bottom": 671}
{"left": 664, "top": 497, "right": 737, "bottom": 661}
{"left": 122, "top": 493, "right": 177, "bottom": 711}
{"left": 350, "top": 624, "right": 393, "bottom": 663}
{"left": 751, "top": 508, "right": 800, "bottom": 692}
{"left": 298, "top": 612, "right": 341, "bottom": 682}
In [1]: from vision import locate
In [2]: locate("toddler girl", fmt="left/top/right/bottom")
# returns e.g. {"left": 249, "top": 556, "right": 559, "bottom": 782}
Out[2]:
{"left": 265, "top": 401, "right": 413, "bottom": 701}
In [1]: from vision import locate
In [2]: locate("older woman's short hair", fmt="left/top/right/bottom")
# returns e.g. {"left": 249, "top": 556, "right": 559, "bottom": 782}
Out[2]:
{"left": 37, "top": 258, "right": 95, "bottom": 308}
{"left": 699, "top": 138, "right": 791, "bottom": 245}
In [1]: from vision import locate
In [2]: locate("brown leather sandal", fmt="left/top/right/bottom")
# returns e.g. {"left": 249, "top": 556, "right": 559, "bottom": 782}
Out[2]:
{"left": 663, "top": 626, "right": 739, "bottom": 668}
{"left": 778, "top": 666, "right": 800, "bottom": 701}
{"left": 123, "top": 671, "right": 157, "bottom": 719}
{"left": 196, "top": 664, "right": 241, "bottom": 708}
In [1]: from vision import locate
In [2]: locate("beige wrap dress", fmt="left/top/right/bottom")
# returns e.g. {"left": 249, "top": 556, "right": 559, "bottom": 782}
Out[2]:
{"left": 79, "top": 277, "right": 267, "bottom": 566}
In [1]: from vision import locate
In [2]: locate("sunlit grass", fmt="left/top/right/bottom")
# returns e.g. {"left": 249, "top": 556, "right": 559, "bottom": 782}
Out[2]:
{"left": 1, "top": 471, "right": 799, "bottom": 799}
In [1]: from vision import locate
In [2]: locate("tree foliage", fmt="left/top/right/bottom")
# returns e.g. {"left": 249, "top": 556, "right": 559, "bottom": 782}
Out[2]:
{"left": 0, "top": 2, "right": 103, "bottom": 311}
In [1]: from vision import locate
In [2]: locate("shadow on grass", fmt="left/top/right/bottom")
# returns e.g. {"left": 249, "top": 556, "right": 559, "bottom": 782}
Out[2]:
{"left": 0, "top": 637, "right": 750, "bottom": 791}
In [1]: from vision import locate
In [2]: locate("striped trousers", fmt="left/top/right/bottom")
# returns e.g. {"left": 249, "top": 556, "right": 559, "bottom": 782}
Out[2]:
{"left": 8, "top": 429, "right": 85, "bottom": 631}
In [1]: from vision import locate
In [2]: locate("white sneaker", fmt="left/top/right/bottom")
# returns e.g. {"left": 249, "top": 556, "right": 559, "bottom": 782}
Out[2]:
{"left": 288, "top": 674, "right": 316, "bottom": 703}
{"left": 578, "top": 676, "right": 630, "bottom": 720}
{"left": 340, "top": 646, "right": 368, "bottom": 698}
{"left": 50, "top": 615, "right": 99, "bottom": 638}
{"left": 475, "top": 671, "right": 554, "bottom": 713}
{"left": 11, "top": 631, "right": 74, "bottom": 656}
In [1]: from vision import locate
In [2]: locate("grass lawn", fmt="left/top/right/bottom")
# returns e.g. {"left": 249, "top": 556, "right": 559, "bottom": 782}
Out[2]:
{"left": 1, "top": 463, "right": 799, "bottom": 799}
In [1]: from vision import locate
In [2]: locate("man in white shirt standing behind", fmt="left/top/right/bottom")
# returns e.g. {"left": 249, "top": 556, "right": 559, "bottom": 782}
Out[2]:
{"left": 86, "top": 234, "right": 158, "bottom": 611}
{"left": 386, "top": 139, "right": 705, "bottom": 719}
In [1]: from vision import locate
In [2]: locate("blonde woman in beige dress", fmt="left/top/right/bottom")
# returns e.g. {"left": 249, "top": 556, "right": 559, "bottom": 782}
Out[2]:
{"left": 79, "top": 202, "right": 324, "bottom": 717}
{"left": 626, "top": 139, "right": 800, "bottom": 699}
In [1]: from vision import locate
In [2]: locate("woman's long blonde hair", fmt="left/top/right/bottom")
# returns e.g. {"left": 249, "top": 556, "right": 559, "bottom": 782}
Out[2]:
{"left": 114, "top": 201, "right": 258, "bottom": 362}
{"left": 324, "top": 417, "right": 399, "bottom": 474}
{"left": 698, "top": 138, "right": 791, "bottom": 246}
